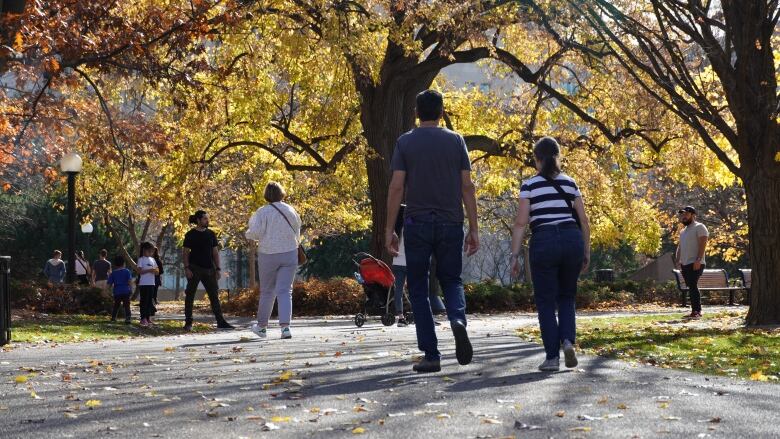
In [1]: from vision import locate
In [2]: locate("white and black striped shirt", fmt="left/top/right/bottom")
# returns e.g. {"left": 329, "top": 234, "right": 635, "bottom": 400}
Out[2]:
{"left": 519, "top": 174, "right": 581, "bottom": 229}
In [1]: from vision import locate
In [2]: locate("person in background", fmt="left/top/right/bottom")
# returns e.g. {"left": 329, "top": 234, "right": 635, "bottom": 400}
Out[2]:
{"left": 151, "top": 246, "right": 164, "bottom": 316}
{"left": 107, "top": 256, "right": 133, "bottom": 324}
{"left": 246, "top": 182, "right": 302, "bottom": 340}
{"left": 74, "top": 250, "right": 91, "bottom": 286}
{"left": 675, "top": 206, "right": 709, "bottom": 319}
{"left": 92, "top": 249, "right": 112, "bottom": 296}
{"left": 183, "top": 210, "right": 234, "bottom": 331}
{"left": 44, "top": 250, "right": 66, "bottom": 286}
{"left": 136, "top": 242, "right": 159, "bottom": 327}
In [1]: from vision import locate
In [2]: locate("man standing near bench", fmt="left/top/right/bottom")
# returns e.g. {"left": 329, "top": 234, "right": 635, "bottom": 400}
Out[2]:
{"left": 675, "top": 206, "right": 709, "bottom": 319}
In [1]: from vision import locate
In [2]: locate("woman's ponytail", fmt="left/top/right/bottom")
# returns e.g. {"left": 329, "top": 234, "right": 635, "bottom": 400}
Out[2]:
{"left": 533, "top": 137, "right": 562, "bottom": 178}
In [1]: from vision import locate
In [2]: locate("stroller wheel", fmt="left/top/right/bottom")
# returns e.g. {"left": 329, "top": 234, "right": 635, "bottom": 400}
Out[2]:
{"left": 404, "top": 312, "right": 415, "bottom": 324}
{"left": 381, "top": 313, "right": 395, "bottom": 326}
{"left": 354, "top": 313, "right": 366, "bottom": 327}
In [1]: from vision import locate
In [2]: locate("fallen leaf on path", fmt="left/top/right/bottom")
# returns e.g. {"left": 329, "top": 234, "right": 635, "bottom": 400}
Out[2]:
{"left": 514, "top": 421, "right": 542, "bottom": 430}
{"left": 262, "top": 422, "right": 280, "bottom": 431}
{"left": 352, "top": 427, "right": 366, "bottom": 434}
{"left": 617, "top": 403, "right": 628, "bottom": 410}
{"left": 662, "top": 416, "right": 681, "bottom": 421}
{"left": 14, "top": 375, "right": 28, "bottom": 383}
{"left": 437, "top": 413, "right": 451, "bottom": 420}
{"left": 85, "top": 400, "right": 101, "bottom": 408}
{"left": 482, "top": 418, "right": 502, "bottom": 424}
{"left": 555, "top": 411, "right": 565, "bottom": 417}
{"left": 270, "top": 416, "right": 291, "bottom": 423}
{"left": 570, "top": 426, "right": 592, "bottom": 432}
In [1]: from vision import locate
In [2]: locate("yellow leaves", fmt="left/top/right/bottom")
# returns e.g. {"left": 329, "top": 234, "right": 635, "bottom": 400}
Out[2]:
{"left": 270, "top": 416, "right": 291, "bottom": 423}
{"left": 14, "top": 375, "right": 28, "bottom": 384}
{"left": 351, "top": 427, "right": 366, "bottom": 434}
{"left": 775, "top": 151, "right": 780, "bottom": 162}
{"left": 13, "top": 32, "right": 23, "bottom": 51}
{"left": 85, "top": 399, "right": 102, "bottom": 408}
{"left": 750, "top": 370, "right": 769, "bottom": 382}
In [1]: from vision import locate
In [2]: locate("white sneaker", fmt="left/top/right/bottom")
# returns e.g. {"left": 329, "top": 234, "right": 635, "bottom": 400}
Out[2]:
{"left": 250, "top": 323, "right": 267, "bottom": 339}
{"left": 538, "top": 357, "right": 560, "bottom": 372}
{"left": 563, "top": 340, "right": 578, "bottom": 368}
{"left": 281, "top": 327, "right": 292, "bottom": 339}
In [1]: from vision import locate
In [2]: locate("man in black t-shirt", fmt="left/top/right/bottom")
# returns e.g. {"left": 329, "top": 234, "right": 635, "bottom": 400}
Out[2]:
{"left": 182, "top": 210, "right": 233, "bottom": 331}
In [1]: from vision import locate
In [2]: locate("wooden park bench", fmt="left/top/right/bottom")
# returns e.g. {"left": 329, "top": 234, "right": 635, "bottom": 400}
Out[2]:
{"left": 672, "top": 268, "right": 747, "bottom": 306}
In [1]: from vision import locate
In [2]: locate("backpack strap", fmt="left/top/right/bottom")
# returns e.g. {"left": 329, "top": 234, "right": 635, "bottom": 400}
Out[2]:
{"left": 541, "top": 174, "right": 581, "bottom": 229}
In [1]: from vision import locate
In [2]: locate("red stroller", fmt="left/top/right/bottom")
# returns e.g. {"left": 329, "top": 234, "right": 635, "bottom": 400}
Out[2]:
{"left": 352, "top": 252, "right": 414, "bottom": 327}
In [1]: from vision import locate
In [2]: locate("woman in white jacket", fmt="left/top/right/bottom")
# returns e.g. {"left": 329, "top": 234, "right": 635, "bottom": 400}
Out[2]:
{"left": 245, "top": 182, "right": 302, "bottom": 339}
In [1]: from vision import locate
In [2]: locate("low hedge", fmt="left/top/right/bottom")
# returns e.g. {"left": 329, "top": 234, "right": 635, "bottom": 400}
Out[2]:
{"left": 219, "top": 278, "right": 684, "bottom": 316}
{"left": 10, "top": 279, "right": 113, "bottom": 314}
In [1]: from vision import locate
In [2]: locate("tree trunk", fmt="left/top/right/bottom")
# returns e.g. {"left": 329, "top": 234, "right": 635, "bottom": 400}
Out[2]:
{"left": 361, "top": 75, "right": 431, "bottom": 260}
{"left": 744, "top": 171, "right": 780, "bottom": 325}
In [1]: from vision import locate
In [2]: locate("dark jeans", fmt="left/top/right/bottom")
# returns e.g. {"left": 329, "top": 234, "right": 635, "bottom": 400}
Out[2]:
{"left": 139, "top": 285, "right": 155, "bottom": 320}
{"left": 392, "top": 264, "right": 446, "bottom": 315}
{"left": 681, "top": 263, "right": 705, "bottom": 312}
{"left": 404, "top": 215, "right": 467, "bottom": 361}
{"left": 112, "top": 295, "right": 131, "bottom": 321}
{"left": 77, "top": 274, "right": 89, "bottom": 285}
{"left": 529, "top": 223, "right": 584, "bottom": 360}
{"left": 184, "top": 264, "right": 226, "bottom": 325}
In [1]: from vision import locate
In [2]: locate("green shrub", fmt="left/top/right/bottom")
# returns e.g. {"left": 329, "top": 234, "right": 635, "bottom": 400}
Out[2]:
{"left": 17, "top": 284, "right": 113, "bottom": 314}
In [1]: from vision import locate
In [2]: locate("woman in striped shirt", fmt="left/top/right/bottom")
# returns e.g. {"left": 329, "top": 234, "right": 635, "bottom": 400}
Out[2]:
{"left": 510, "top": 137, "right": 591, "bottom": 372}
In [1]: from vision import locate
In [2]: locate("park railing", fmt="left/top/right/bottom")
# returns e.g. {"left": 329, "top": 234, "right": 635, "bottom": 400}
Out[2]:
{"left": 0, "top": 256, "right": 10, "bottom": 345}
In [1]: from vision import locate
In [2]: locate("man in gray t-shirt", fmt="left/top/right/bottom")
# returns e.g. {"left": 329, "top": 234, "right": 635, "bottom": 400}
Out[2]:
{"left": 385, "top": 90, "right": 479, "bottom": 373}
{"left": 675, "top": 206, "right": 709, "bottom": 318}
{"left": 390, "top": 126, "right": 472, "bottom": 222}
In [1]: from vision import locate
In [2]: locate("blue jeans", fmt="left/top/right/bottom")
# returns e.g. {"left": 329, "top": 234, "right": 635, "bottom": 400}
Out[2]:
{"left": 529, "top": 223, "right": 584, "bottom": 360}
{"left": 392, "top": 264, "right": 446, "bottom": 315}
{"left": 404, "top": 215, "right": 467, "bottom": 361}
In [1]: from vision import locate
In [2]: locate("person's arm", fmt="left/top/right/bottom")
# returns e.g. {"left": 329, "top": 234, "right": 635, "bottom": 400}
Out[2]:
{"left": 58, "top": 263, "right": 66, "bottom": 281}
{"left": 675, "top": 242, "right": 681, "bottom": 269}
{"left": 182, "top": 247, "right": 192, "bottom": 279}
{"left": 385, "top": 170, "right": 406, "bottom": 257}
{"left": 573, "top": 197, "right": 591, "bottom": 273}
{"left": 694, "top": 234, "right": 708, "bottom": 270}
{"left": 245, "top": 211, "right": 262, "bottom": 241}
{"left": 212, "top": 245, "right": 221, "bottom": 280}
{"left": 461, "top": 170, "right": 479, "bottom": 256}
{"left": 510, "top": 198, "right": 531, "bottom": 278}
{"left": 91, "top": 263, "right": 96, "bottom": 284}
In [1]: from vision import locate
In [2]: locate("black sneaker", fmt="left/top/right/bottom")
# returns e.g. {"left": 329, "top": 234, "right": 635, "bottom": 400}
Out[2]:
{"left": 183, "top": 323, "right": 193, "bottom": 332}
{"left": 397, "top": 318, "right": 408, "bottom": 327}
{"left": 413, "top": 358, "right": 441, "bottom": 373}
{"left": 216, "top": 321, "right": 235, "bottom": 330}
{"left": 451, "top": 320, "right": 473, "bottom": 365}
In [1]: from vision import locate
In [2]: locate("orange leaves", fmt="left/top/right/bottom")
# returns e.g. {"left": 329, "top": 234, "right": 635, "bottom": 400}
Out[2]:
{"left": 13, "top": 32, "right": 24, "bottom": 51}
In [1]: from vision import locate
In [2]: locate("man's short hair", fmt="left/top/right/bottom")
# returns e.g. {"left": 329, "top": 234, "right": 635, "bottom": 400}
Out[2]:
{"left": 53, "top": 250, "right": 62, "bottom": 257}
{"left": 416, "top": 90, "right": 444, "bottom": 122}
{"left": 99, "top": 249, "right": 108, "bottom": 257}
{"left": 113, "top": 256, "right": 125, "bottom": 267}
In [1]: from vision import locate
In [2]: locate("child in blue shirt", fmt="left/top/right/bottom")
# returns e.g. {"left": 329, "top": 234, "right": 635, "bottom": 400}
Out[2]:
{"left": 107, "top": 256, "right": 134, "bottom": 323}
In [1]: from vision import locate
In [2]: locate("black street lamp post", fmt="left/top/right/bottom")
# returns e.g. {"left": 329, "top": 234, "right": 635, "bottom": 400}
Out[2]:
{"left": 60, "top": 152, "right": 82, "bottom": 284}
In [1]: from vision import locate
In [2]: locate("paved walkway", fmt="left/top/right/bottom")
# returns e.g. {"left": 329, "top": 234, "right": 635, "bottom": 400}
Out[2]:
{"left": 1, "top": 311, "right": 777, "bottom": 438}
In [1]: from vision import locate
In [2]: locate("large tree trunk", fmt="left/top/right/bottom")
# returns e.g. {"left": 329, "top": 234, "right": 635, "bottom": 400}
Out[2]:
{"left": 360, "top": 75, "right": 428, "bottom": 260}
{"left": 744, "top": 170, "right": 780, "bottom": 325}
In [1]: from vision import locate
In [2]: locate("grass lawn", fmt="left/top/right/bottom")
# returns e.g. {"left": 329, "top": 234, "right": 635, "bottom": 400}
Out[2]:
{"left": 515, "top": 310, "right": 780, "bottom": 382}
{"left": 8, "top": 314, "right": 213, "bottom": 344}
